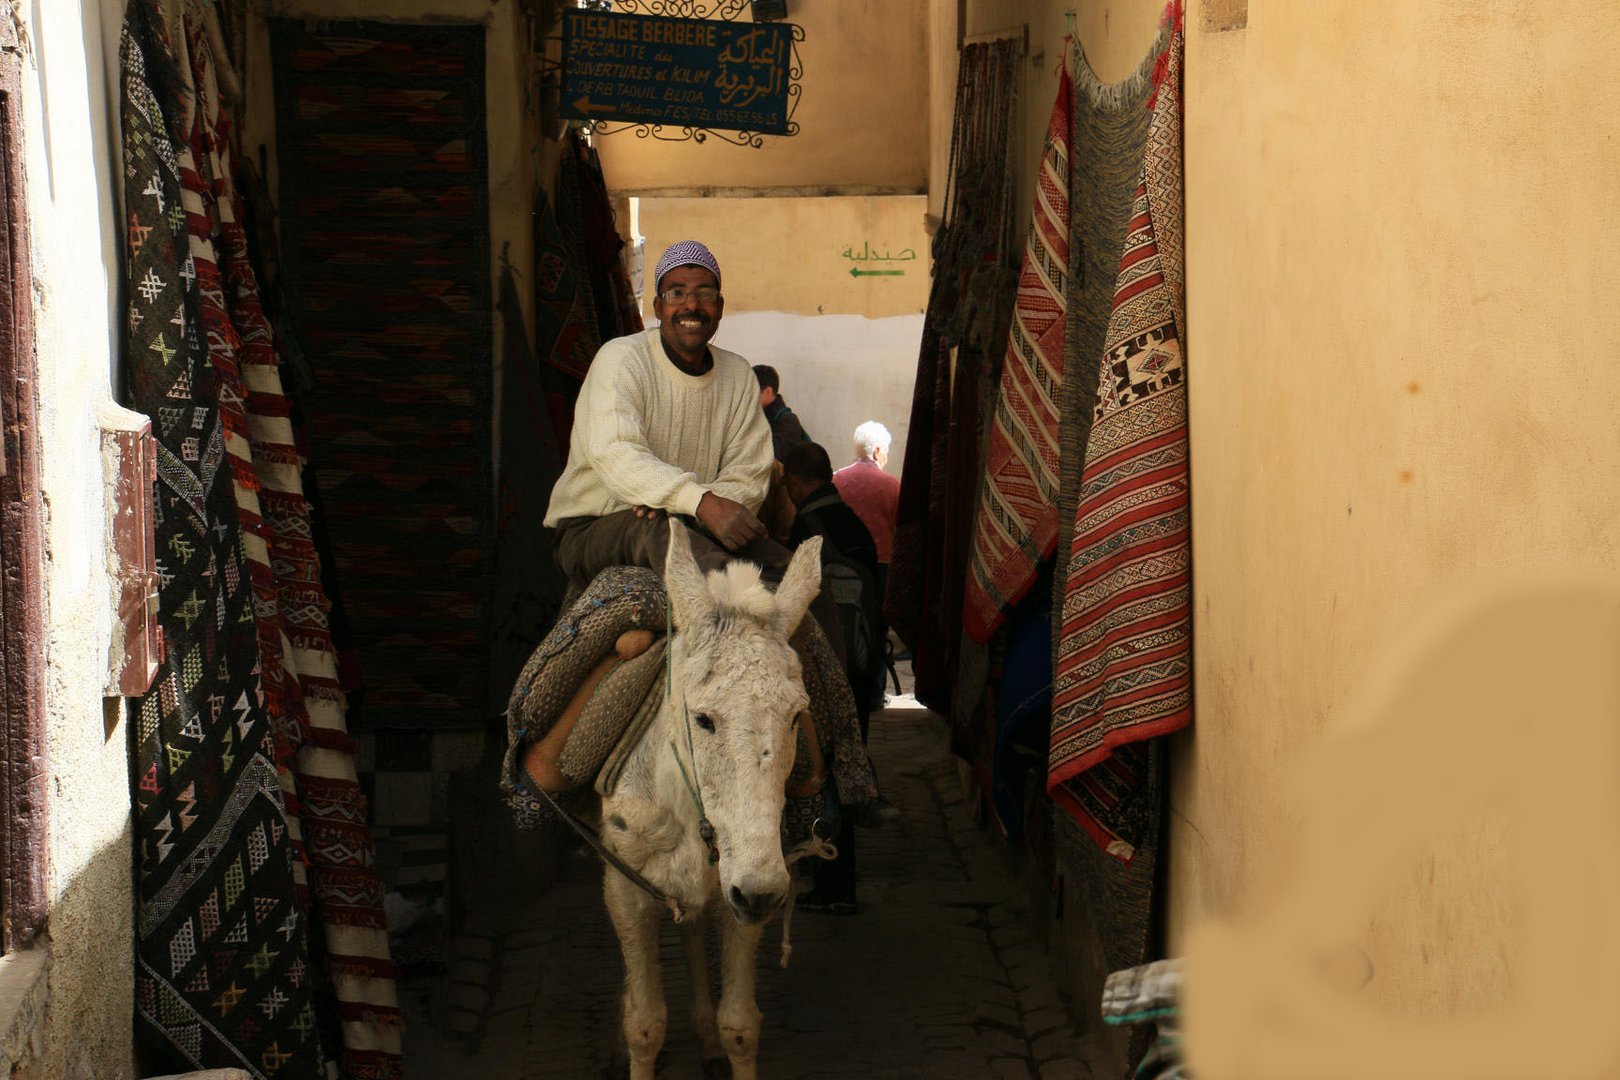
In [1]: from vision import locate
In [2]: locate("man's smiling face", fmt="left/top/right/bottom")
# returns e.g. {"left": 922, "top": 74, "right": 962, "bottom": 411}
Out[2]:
{"left": 653, "top": 264, "right": 723, "bottom": 365}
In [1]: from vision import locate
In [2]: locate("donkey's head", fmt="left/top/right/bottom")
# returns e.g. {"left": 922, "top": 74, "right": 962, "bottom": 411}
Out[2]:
{"left": 664, "top": 520, "right": 821, "bottom": 925}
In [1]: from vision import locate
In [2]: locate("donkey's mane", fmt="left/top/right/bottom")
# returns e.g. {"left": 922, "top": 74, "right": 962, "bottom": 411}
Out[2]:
{"left": 702, "top": 562, "right": 777, "bottom": 625}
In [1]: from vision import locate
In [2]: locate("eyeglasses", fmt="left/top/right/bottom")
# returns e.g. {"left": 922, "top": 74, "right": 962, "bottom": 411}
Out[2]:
{"left": 658, "top": 286, "right": 721, "bottom": 305}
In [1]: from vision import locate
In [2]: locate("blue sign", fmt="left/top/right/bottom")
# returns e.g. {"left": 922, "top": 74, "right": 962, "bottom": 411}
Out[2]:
{"left": 561, "top": 9, "right": 795, "bottom": 135}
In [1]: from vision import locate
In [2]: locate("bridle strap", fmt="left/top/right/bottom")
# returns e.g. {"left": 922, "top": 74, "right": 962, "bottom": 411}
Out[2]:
{"left": 672, "top": 707, "right": 719, "bottom": 864}
{"left": 668, "top": 604, "right": 719, "bottom": 865}
{"left": 528, "top": 780, "right": 691, "bottom": 923}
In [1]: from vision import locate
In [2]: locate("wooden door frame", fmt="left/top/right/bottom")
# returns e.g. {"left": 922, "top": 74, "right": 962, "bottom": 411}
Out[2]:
{"left": 0, "top": 13, "right": 49, "bottom": 952}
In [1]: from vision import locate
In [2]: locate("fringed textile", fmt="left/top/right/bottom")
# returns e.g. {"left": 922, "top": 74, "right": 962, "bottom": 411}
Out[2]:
{"left": 532, "top": 184, "right": 599, "bottom": 453}
{"left": 566, "top": 131, "right": 644, "bottom": 346}
{"left": 122, "top": 2, "right": 322, "bottom": 1072}
{"left": 963, "top": 67, "right": 1074, "bottom": 643}
{"left": 542, "top": 134, "right": 643, "bottom": 447}
{"left": 1052, "top": 20, "right": 1169, "bottom": 651}
{"left": 885, "top": 325, "right": 949, "bottom": 703}
{"left": 173, "top": 0, "right": 307, "bottom": 903}
{"left": 177, "top": 11, "right": 403, "bottom": 1074}
{"left": 885, "top": 38, "right": 1020, "bottom": 714}
{"left": 1049, "top": 10, "right": 1187, "bottom": 861}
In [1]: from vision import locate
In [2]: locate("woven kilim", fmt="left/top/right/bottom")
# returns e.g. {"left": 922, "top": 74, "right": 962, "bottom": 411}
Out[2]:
{"left": 122, "top": 2, "right": 322, "bottom": 1074}
{"left": 1052, "top": 21, "right": 1168, "bottom": 653}
{"left": 180, "top": 16, "right": 405, "bottom": 1075}
{"left": 532, "top": 184, "right": 596, "bottom": 458}
{"left": 173, "top": 3, "right": 307, "bottom": 900}
{"left": 501, "top": 568, "right": 876, "bottom": 837}
{"left": 963, "top": 67, "right": 1074, "bottom": 644}
{"left": 886, "top": 38, "right": 1020, "bottom": 714}
{"left": 884, "top": 325, "right": 949, "bottom": 694}
{"left": 565, "top": 131, "right": 644, "bottom": 349}
{"left": 272, "top": 20, "right": 493, "bottom": 730}
{"left": 1049, "top": 15, "right": 1188, "bottom": 860}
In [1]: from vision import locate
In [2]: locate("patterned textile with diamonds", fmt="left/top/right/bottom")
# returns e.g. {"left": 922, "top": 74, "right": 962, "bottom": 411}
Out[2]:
{"left": 122, "top": 2, "right": 322, "bottom": 1074}
{"left": 1049, "top": 12, "right": 1189, "bottom": 861}
{"left": 271, "top": 19, "right": 494, "bottom": 732}
{"left": 179, "top": 11, "right": 404, "bottom": 1075}
{"left": 963, "top": 65, "right": 1075, "bottom": 644}
{"left": 532, "top": 184, "right": 598, "bottom": 447}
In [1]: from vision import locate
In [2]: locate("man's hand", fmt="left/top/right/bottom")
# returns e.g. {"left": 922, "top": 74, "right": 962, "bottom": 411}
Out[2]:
{"left": 630, "top": 505, "right": 664, "bottom": 519}
{"left": 696, "top": 492, "right": 765, "bottom": 551}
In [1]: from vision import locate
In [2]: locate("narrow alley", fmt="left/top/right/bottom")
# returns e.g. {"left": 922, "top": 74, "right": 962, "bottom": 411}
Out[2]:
{"left": 11, "top": 0, "right": 1617, "bottom": 1075}
{"left": 402, "top": 685, "right": 1097, "bottom": 1079}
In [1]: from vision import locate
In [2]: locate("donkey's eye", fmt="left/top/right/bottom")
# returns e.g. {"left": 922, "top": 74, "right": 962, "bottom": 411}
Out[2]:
{"left": 694, "top": 713, "right": 715, "bottom": 732}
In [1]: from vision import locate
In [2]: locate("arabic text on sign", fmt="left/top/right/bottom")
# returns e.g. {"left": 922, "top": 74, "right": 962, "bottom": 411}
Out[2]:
{"left": 839, "top": 242, "right": 919, "bottom": 263}
{"left": 561, "top": 9, "right": 794, "bottom": 135}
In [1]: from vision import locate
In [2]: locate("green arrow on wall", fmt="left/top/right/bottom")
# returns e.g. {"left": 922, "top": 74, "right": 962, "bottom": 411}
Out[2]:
{"left": 850, "top": 267, "right": 904, "bottom": 278}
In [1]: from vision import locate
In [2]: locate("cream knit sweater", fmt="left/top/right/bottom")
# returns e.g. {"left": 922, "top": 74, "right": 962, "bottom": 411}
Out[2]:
{"left": 544, "top": 329, "right": 775, "bottom": 525}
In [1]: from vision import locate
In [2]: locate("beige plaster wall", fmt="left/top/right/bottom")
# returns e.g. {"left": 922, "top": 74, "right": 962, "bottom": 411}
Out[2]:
{"left": 945, "top": 0, "right": 1612, "bottom": 1040}
{"left": 17, "top": 0, "right": 141, "bottom": 1074}
{"left": 638, "top": 194, "right": 928, "bottom": 469}
{"left": 1174, "top": 0, "right": 1620, "bottom": 1032}
{"left": 594, "top": 0, "right": 928, "bottom": 194}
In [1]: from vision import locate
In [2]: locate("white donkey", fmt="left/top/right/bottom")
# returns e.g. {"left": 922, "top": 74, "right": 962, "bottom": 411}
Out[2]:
{"left": 600, "top": 520, "right": 822, "bottom": 1080}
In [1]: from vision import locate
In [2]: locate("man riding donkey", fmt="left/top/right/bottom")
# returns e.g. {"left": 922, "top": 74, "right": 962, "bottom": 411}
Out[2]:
{"left": 536, "top": 238, "right": 892, "bottom": 823}
{"left": 536, "top": 243, "right": 890, "bottom": 794}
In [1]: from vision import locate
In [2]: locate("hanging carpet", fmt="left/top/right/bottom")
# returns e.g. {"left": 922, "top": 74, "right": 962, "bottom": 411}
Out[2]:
{"left": 532, "top": 183, "right": 599, "bottom": 449}
{"left": 885, "top": 37, "right": 1020, "bottom": 715}
{"left": 122, "top": 2, "right": 322, "bottom": 1073}
{"left": 1049, "top": 10, "right": 1188, "bottom": 861}
{"left": 562, "top": 130, "right": 644, "bottom": 350}
{"left": 962, "top": 65, "right": 1075, "bottom": 644}
{"left": 489, "top": 262, "right": 568, "bottom": 714}
{"left": 272, "top": 20, "right": 494, "bottom": 730}
{"left": 187, "top": 15, "right": 403, "bottom": 1075}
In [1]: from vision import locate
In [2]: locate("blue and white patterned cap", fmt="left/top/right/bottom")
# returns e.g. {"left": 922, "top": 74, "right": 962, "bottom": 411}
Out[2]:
{"left": 654, "top": 240, "right": 721, "bottom": 291}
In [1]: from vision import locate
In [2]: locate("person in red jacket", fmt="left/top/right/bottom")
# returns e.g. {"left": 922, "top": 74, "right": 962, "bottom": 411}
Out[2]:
{"left": 832, "top": 421, "right": 901, "bottom": 597}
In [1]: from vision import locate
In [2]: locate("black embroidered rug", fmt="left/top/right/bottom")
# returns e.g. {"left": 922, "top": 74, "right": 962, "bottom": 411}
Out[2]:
{"left": 271, "top": 20, "right": 493, "bottom": 729}
{"left": 123, "top": 2, "right": 321, "bottom": 1073}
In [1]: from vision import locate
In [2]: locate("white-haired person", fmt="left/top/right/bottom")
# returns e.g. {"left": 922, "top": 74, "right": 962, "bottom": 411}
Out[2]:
{"left": 833, "top": 420, "right": 901, "bottom": 597}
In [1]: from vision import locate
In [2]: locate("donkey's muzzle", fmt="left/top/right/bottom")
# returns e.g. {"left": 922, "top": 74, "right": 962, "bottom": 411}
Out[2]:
{"left": 727, "top": 883, "right": 786, "bottom": 924}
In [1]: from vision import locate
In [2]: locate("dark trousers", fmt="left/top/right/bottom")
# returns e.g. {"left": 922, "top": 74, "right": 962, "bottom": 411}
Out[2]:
{"left": 552, "top": 509, "right": 848, "bottom": 668}
{"left": 810, "top": 705, "right": 870, "bottom": 901}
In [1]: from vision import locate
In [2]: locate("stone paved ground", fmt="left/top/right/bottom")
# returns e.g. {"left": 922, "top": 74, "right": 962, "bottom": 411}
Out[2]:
{"left": 400, "top": 691, "right": 1099, "bottom": 1079}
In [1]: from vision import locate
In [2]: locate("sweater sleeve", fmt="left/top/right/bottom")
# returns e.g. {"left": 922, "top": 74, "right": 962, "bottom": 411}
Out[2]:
{"left": 708, "top": 373, "right": 776, "bottom": 514}
{"left": 581, "top": 347, "right": 709, "bottom": 515}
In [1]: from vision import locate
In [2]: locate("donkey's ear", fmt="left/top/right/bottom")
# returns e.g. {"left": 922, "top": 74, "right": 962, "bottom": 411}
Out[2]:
{"left": 664, "top": 519, "right": 713, "bottom": 630}
{"left": 773, "top": 535, "right": 823, "bottom": 639}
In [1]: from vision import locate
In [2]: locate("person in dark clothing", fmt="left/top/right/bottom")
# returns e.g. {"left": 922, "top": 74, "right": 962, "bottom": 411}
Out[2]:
{"left": 753, "top": 363, "right": 811, "bottom": 460}
{"left": 781, "top": 441, "right": 890, "bottom": 915}
{"left": 783, "top": 445, "right": 879, "bottom": 572}
{"left": 782, "top": 439, "right": 886, "bottom": 709}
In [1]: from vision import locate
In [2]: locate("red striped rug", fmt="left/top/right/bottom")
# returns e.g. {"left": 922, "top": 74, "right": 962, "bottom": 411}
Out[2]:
{"left": 191, "top": 18, "right": 402, "bottom": 1074}
{"left": 1049, "top": 21, "right": 1188, "bottom": 860}
{"left": 962, "top": 67, "right": 1074, "bottom": 644}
